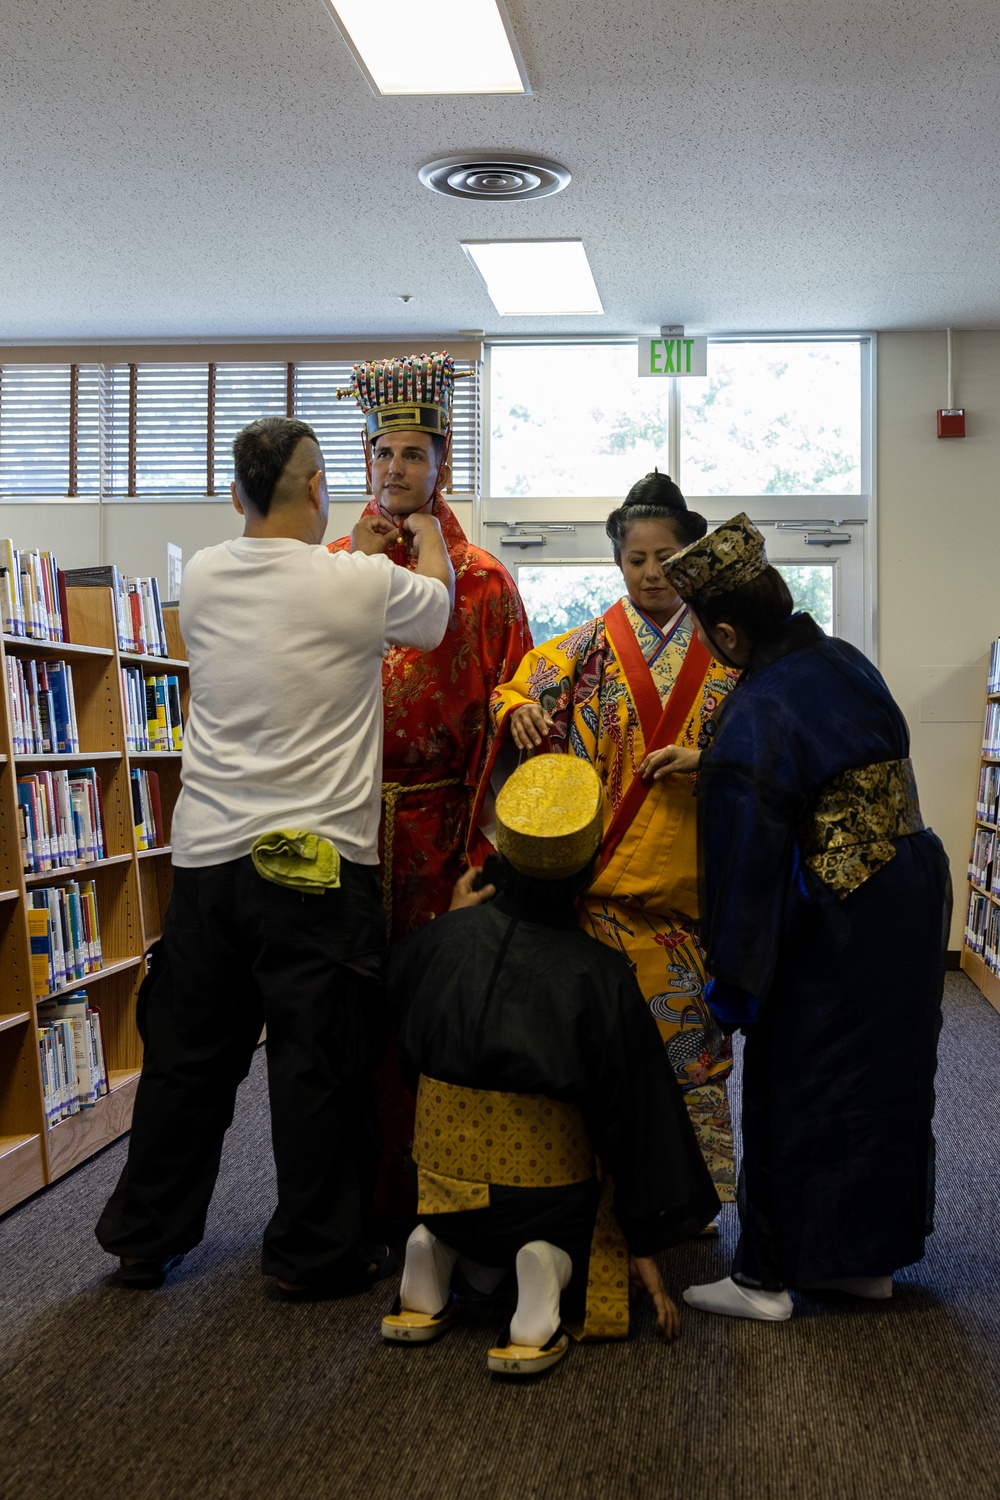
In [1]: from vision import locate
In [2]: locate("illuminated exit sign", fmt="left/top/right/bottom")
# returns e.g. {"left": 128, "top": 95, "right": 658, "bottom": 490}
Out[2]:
{"left": 638, "top": 336, "right": 708, "bottom": 377}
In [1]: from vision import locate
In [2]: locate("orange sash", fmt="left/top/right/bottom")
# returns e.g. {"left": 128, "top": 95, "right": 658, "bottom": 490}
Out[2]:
{"left": 598, "top": 601, "right": 710, "bottom": 876}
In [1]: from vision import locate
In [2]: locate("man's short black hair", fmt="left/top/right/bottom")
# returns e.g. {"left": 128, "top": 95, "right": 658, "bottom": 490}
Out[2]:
{"left": 233, "top": 417, "right": 319, "bottom": 515}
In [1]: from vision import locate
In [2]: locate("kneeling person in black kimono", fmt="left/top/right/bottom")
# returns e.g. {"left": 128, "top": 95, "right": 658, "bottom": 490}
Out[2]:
{"left": 382, "top": 754, "right": 720, "bottom": 1374}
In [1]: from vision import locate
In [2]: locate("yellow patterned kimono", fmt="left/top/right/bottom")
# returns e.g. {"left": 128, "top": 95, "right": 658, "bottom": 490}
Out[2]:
{"left": 484, "top": 598, "right": 740, "bottom": 1199}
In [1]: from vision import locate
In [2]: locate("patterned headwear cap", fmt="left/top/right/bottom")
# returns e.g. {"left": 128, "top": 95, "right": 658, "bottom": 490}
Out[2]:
{"left": 495, "top": 754, "right": 603, "bottom": 880}
{"left": 662, "top": 511, "right": 769, "bottom": 601}
{"left": 348, "top": 350, "right": 455, "bottom": 442}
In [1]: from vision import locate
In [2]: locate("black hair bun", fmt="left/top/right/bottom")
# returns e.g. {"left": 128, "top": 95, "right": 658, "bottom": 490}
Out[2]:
{"left": 623, "top": 469, "right": 686, "bottom": 511}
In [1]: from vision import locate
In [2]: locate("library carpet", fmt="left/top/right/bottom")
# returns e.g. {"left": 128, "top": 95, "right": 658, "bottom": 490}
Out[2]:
{"left": 1, "top": 973, "right": 999, "bottom": 1500}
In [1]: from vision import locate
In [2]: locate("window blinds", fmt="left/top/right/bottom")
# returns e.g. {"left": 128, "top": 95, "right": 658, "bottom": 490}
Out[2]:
{"left": 0, "top": 358, "right": 481, "bottom": 498}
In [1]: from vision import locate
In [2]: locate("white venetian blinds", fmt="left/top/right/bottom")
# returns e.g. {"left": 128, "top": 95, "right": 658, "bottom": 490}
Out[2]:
{"left": 0, "top": 357, "right": 481, "bottom": 498}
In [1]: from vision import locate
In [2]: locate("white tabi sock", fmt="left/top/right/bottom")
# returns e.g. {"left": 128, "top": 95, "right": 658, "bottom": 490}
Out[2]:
{"left": 400, "top": 1224, "right": 458, "bottom": 1315}
{"left": 683, "top": 1275, "right": 793, "bottom": 1321}
{"left": 798, "top": 1276, "right": 893, "bottom": 1300}
{"left": 509, "top": 1241, "right": 573, "bottom": 1347}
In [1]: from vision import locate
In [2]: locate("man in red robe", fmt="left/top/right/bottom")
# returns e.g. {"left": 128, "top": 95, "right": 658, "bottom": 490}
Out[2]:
{"left": 329, "top": 351, "right": 532, "bottom": 1213}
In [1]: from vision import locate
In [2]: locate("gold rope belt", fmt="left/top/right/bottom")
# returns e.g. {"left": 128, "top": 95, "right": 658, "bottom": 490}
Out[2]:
{"left": 413, "top": 1076, "right": 629, "bottom": 1340}
{"left": 380, "top": 777, "right": 461, "bottom": 931}
{"left": 803, "top": 756, "right": 924, "bottom": 898}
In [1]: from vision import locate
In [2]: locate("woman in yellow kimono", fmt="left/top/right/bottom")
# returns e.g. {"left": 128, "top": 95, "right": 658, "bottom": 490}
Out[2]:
{"left": 479, "top": 473, "right": 740, "bottom": 1198}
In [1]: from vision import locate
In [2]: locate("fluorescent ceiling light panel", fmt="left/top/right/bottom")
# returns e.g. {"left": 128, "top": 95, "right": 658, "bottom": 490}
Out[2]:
{"left": 462, "top": 241, "right": 605, "bottom": 316}
{"left": 323, "top": 0, "right": 529, "bottom": 96}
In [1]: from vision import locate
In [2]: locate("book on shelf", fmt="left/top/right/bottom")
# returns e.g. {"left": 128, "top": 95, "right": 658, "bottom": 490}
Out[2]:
{"left": 4, "top": 656, "right": 80, "bottom": 754}
{"left": 976, "top": 763, "right": 1000, "bottom": 824}
{"left": 37, "top": 992, "right": 108, "bottom": 1127}
{"left": 122, "top": 666, "right": 184, "bottom": 752}
{"left": 63, "top": 566, "right": 168, "bottom": 656}
{"left": 965, "top": 888, "right": 989, "bottom": 955}
{"left": 131, "top": 767, "right": 166, "bottom": 851}
{"left": 983, "top": 702, "right": 1000, "bottom": 759}
{"left": 28, "top": 881, "right": 102, "bottom": 997}
{"left": 988, "top": 636, "right": 1000, "bottom": 696}
{"left": 17, "top": 767, "right": 106, "bottom": 873}
{"left": 0, "top": 541, "right": 70, "bottom": 642}
{"left": 969, "top": 827, "right": 995, "bottom": 891}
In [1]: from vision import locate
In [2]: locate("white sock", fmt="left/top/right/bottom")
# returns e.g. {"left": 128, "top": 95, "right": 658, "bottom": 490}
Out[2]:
{"left": 799, "top": 1275, "right": 893, "bottom": 1300}
{"left": 509, "top": 1241, "right": 573, "bottom": 1347}
{"left": 400, "top": 1224, "right": 457, "bottom": 1315}
{"left": 683, "top": 1276, "right": 793, "bottom": 1322}
{"left": 457, "top": 1256, "right": 507, "bottom": 1296}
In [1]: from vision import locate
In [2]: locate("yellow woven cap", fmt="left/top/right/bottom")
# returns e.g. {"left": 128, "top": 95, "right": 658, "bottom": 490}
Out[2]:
{"left": 495, "top": 754, "right": 604, "bottom": 879}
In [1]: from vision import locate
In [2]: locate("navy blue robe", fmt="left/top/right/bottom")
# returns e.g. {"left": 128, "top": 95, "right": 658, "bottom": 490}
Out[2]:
{"left": 698, "top": 614, "right": 950, "bottom": 1287}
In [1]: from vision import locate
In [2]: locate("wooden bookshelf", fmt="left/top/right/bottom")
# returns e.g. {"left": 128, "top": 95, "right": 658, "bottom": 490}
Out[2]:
{"left": 961, "top": 668, "right": 1000, "bottom": 1018}
{"left": 0, "top": 585, "right": 188, "bottom": 1216}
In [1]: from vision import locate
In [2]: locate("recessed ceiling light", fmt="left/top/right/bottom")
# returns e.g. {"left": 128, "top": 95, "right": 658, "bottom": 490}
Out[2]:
{"left": 320, "top": 0, "right": 529, "bottom": 96}
{"left": 461, "top": 241, "right": 604, "bottom": 316}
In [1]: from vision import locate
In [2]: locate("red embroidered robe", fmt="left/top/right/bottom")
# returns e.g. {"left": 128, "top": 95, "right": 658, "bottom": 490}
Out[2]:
{"left": 330, "top": 498, "right": 532, "bottom": 938}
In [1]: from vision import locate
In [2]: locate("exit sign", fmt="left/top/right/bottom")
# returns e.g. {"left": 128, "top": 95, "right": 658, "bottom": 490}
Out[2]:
{"left": 638, "top": 336, "right": 708, "bottom": 377}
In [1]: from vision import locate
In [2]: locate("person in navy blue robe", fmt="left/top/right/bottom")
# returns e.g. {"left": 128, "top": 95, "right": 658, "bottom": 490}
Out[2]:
{"left": 643, "top": 514, "right": 950, "bottom": 1322}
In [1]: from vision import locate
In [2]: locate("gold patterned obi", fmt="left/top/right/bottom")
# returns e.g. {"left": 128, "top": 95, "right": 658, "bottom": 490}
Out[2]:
{"left": 413, "top": 1076, "right": 629, "bottom": 1340}
{"left": 802, "top": 757, "right": 924, "bottom": 899}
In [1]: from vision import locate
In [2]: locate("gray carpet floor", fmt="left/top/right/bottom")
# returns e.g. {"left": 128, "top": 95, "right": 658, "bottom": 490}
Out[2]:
{"left": 1, "top": 971, "right": 998, "bottom": 1500}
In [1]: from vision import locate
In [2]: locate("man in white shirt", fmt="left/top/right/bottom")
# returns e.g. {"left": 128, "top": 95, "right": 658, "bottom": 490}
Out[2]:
{"left": 96, "top": 417, "right": 453, "bottom": 1294}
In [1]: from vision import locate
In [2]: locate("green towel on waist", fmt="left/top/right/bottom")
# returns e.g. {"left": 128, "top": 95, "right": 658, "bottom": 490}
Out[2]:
{"left": 250, "top": 830, "right": 341, "bottom": 894}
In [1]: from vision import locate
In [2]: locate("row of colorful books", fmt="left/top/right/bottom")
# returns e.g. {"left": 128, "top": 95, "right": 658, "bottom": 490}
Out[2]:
{"left": 28, "top": 882, "right": 104, "bottom": 997}
{"left": 988, "top": 636, "right": 1000, "bottom": 696}
{"left": 17, "top": 767, "right": 106, "bottom": 873}
{"left": 969, "top": 827, "right": 995, "bottom": 892}
{"left": 131, "top": 768, "right": 167, "bottom": 851}
{"left": 965, "top": 888, "right": 989, "bottom": 955}
{"left": 37, "top": 992, "right": 108, "bottom": 1127}
{"left": 0, "top": 542, "right": 70, "bottom": 642}
{"left": 121, "top": 667, "right": 183, "bottom": 753}
{"left": 983, "top": 702, "right": 1000, "bottom": 759}
{"left": 975, "top": 762, "right": 1000, "bottom": 825}
{"left": 983, "top": 903, "right": 1000, "bottom": 976}
{"left": 64, "top": 566, "right": 169, "bottom": 657}
{"left": 5, "top": 655, "right": 80, "bottom": 755}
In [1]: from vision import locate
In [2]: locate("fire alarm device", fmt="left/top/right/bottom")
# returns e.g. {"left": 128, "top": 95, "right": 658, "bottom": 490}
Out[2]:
{"left": 937, "top": 408, "right": 966, "bottom": 438}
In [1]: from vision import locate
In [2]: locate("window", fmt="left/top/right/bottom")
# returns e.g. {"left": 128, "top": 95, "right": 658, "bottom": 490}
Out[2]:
{"left": 679, "top": 342, "right": 862, "bottom": 496}
{"left": 0, "top": 364, "right": 101, "bottom": 496}
{"left": 0, "top": 358, "right": 481, "bottom": 499}
{"left": 489, "top": 344, "right": 672, "bottom": 498}
{"left": 515, "top": 563, "right": 621, "bottom": 645}
{"left": 488, "top": 338, "right": 866, "bottom": 501}
{"left": 776, "top": 563, "right": 834, "bottom": 632}
{"left": 515, "top": 561, "right": 835, "bottom": 649}
{"left": 213, "top": 364, "right": 289, "bottom": 494}
{"left": 484, "top": 337, "right": 872, "bottom": 655}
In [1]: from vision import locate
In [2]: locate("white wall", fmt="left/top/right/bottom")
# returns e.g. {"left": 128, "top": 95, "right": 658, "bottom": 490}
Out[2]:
{"left": 877, "top": 331, "right": 1000, "bottom": 947}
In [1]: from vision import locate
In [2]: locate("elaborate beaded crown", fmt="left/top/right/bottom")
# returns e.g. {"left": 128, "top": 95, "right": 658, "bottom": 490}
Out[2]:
{"left": 340, "top": 350, "right": 457, "bottom": 441}
{"left": 662, "top": 512, "right": 769, "bottom": 601}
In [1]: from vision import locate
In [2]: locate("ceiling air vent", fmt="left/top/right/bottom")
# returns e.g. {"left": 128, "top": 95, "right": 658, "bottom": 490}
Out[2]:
{"left": 418, "top": 155, "right": 570, "bottom": 201}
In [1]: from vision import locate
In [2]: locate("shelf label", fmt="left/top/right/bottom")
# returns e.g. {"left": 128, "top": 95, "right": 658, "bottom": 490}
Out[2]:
{"left": 638, "top": 336, "right": 708, "bottom": 377}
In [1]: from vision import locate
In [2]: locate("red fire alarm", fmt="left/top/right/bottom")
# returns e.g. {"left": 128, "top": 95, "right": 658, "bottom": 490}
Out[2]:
{"left": 937, "top": 408, "right": 966, "bottom": 438}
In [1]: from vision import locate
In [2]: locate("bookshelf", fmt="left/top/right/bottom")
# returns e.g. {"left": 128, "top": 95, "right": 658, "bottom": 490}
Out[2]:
{"left": 960, "top": 637, "right": 1000, "bottom": 1018}
{"left": 0, "top": 587, "right": 188, "bottom": 1215}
